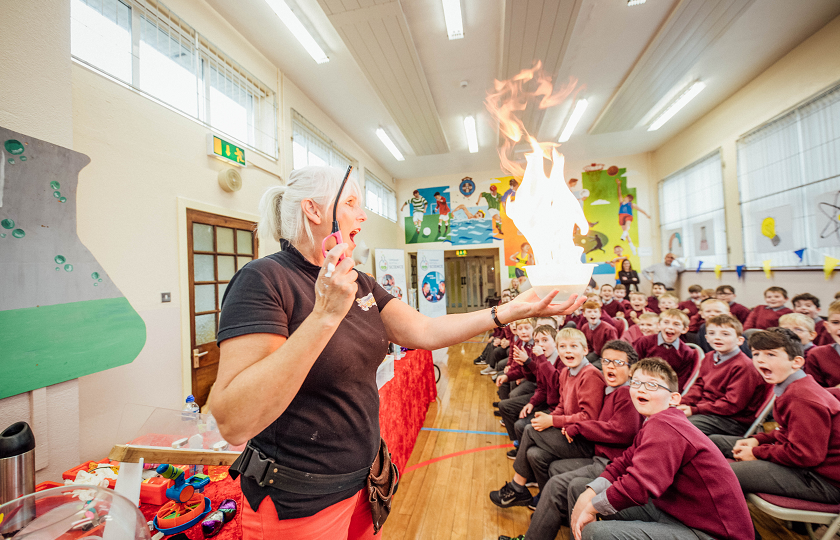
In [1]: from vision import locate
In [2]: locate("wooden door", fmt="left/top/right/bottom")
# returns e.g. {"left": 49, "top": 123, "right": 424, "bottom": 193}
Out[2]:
{"left": 186, "top": 209, "right": 258, "bottom": 408}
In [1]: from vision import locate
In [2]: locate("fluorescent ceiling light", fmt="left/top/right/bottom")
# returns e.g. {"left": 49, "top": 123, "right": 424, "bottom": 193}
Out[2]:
{"left": 648, "top": 81, "right": 706, "bottom": 131}
{"left": 442, "top": 0, "right": 464, "bottom": 40}
{"left": 264, "top": 0, "right": 329, "bottom": 64}
{"left": 558, "top": 99, "right": 588, "bottom": 142}
{"left": 376, "top": 128, "right": 405, "bottom": 161}
{"left": 464, "top": 116, "right": 478, "bottom": 153}
{"left": 627, "top": 0, "right": 646, "bottom": 6}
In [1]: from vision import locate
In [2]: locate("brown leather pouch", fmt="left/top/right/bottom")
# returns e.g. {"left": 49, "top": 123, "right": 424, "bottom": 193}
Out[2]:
{"left": 367, "top": 439, "right": 399, "bottom": 533}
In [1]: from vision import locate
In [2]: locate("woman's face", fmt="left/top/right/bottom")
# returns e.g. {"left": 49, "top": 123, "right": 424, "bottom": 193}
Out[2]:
{"left": 622, "top": 260, "right": 631, "bottom": 272}
{"left": 314, "top": 182, "right": 367, "bottom": 259}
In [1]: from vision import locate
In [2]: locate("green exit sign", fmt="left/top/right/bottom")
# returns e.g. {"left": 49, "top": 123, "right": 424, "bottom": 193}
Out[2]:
{"left": 207, "top": 134, "right": 247, "bottom": 166}
{"left": 456, "top": 250, "right": 468, "bottom": 257}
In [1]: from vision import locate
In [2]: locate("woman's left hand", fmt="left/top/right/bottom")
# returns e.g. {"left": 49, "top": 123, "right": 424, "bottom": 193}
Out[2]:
{"left": 500, "top": 289, "right": 586, "bottom": 323}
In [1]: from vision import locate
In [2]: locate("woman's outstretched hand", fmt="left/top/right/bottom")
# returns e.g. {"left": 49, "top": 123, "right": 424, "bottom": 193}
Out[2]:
{"left": 500, "top": 288, "right": 586, "bottom": 323}
{"left": 314, "top": 243, "right": 358, "bottom": 324}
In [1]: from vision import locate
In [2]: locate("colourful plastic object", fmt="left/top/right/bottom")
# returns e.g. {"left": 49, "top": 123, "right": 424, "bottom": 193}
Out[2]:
{"left": 153, "top": 495, "right": 212, "bottom": 535}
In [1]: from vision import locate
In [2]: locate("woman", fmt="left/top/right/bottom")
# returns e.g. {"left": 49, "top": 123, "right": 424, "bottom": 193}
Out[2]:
{"left": 618, "top": 258, "right": 640, "bottom": 292}
{"left": 209, "top": 167, "right": 584, "bottom": 539}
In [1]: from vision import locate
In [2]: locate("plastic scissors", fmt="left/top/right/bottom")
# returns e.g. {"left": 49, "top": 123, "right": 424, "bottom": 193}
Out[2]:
{"left": 320, "top": 165, "right": 353, "bottom": 262}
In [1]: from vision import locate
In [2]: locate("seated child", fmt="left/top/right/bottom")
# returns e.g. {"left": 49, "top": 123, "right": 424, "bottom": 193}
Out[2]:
{"left": 804, "top": 299, "right": 840, "bottom": 388}
{"left": 647, "top": 282, "right": 666, "bottom": 314}
{"left": 694, "top": 299, "right": 739, "bottom": 354}
{"left": 569, "top": 358, "right": 754, "bottom": 540}
{"left": 534, "top": 316, "right": 559, "bottom": 330}
{"left": 475, "top": 296, "right": 513, "bottom": 365}
{"left": 498, "top": 325, "right": 559, "bottom": 444}
{"left": 489, "top": 329, "right": 605, "bottom": 507}
{"left": 779, "top": 312, "right": 817, "bottom": 357}
{"left": 581, "top": 294, "right": 621, "bottom": 331}
{"left": 600, "top": 284, "right": 623, "bottom": 319}
{"left": 624, "top": 292, "right": 651, "bottom": 326}
{"left": 793, "top": 292, "right": 832, "bottom": 346}
{"left": 620, "top": 312, "right": 658, "bottom": 346}
{"left": 580, "top": 301, "right": 619, "bottom": 368}
{"left": 482, "top": 321, "right": 514, "bottom": 374}
{"left": 744, "top": 286, "right": 793, "bottom": 330}
{"left": 678, "top": 315, "right": 770, "bottom": 436}
{"left": 634, "top": 309, "right": 696, "bottom": 392}
{"left": 613, "top": 284, "right": 630, "bottom": 308}
{"left": 715, "top": 285, "right": 751, "bottom": 325}
{"left": 503, "top": 341, "right": 643, "bottom": 540}
{"left": 709, "top": 328, "right": 840, "bottom": 505}
{"left": 657, "top": 292, "right": 679, "bottom": 312}
{"left": 493, "top": 320, "right": 536, "bottom": 400}
{"left": 678, "top": 284, "right": 703, "bottom": 317}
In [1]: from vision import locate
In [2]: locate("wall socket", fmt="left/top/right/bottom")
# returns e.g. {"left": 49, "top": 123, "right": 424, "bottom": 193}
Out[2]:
{"left": 161, "top": 292, "right": 171, "bottom": 303}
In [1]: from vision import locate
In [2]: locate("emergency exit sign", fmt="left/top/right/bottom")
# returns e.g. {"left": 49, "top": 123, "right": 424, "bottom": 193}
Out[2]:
{"left": 456, "top": 250, "right": 468, "bottom": 257}
{"left": 207, "top": 134, "right": 247, "bottom": 166}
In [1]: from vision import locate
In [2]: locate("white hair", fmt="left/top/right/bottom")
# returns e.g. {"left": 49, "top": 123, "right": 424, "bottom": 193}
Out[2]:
{"left": 258, "top": 166, "right": 361, "bottom": 246}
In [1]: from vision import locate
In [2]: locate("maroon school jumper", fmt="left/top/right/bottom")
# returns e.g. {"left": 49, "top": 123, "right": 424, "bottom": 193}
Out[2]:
{"left": 688, "top": 311, "right": 704, "bottom": 333}
{"left": 549, "top": 363, "right": 606, "bottom": 428}
{"left": 728, "top": 302, "right": 751, "bottom": 325}
{"left": 598, "top": 408, "right": 754, "bottom": 540}
{"left": 744, "top": 305, "right": 793, "bottom": 330}
{"left": 805, "top": 344, "right": 840, "bottom": 388}
{"left": 582, "top": 321, "right": 619, "bottom": 356}
{"left": 504, "top": 339, "right": 537, "bottom": 384}
{"left": 623, "top": 307, "right": 649, "bottom": 327}
{"left": 678, "top": 300, "right": 699, "bottom": 318}
{"left": 573, "top": 311, "right": 621, "bottom": 333}
{"left": 563, "top": 385, "right": 643, "bottom": 461}
{"left": 646, "top": 296, "right": 661, "bottom": 314}
{"left": 814, "top": 319, "right": 833, "bottom": 346}
{"left": 681, "top": 350, "right": 771, "bottom": 424}
{"left": 620, "top": 325, "right": 645, "bottom": 347}
{"left": 634, "top": 334, "right": 697, "bottom": 392}
{"left": 601, "top": 299, "right": 624, "bottom": 318}
{"left": 753, "top": 374, "right": 840, "bottom": 488}
{"left": 525, "top": 353, "right": 561, "bottom": 409}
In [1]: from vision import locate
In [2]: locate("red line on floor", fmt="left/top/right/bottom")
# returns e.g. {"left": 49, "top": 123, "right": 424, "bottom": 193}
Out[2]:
{"left": 403, "top": 443, "right": 515, "bottom": 474}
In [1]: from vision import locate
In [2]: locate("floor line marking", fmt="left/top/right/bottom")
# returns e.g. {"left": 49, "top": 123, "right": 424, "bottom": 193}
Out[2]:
{"left": 403, "top": 443, "right": 514, "bottom": 474}
{"left": 421, "top": 428, "right": 509, "bottom": 436}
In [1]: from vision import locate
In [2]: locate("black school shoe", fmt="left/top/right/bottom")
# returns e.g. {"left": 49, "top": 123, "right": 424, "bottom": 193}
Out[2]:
{"left": 474, "top": 357, "right": 487, "bottom": 365}
{"left": 490, "top": 482, "right": 533, "bottom": 508}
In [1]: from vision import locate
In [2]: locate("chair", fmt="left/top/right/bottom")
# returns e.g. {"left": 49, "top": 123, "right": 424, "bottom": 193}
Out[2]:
{"left": 743, "top": 391, "right": 775, "bottom": 437}
{"left": 681, "top": 344, "right": 706, "bottom": 396}
{"left": 747, "top": 493, "right": 840, "bottom": 540}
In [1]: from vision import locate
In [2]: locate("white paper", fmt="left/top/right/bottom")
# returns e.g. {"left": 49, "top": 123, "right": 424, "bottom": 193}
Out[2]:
{"left": 813, "top": 190, "right": 840, "bottom": 248}
{"left": 692, "top": 219, "right": 716, "bottom": 256}
{"left": 754, "top": 205, "right": 794, "bottom": 252}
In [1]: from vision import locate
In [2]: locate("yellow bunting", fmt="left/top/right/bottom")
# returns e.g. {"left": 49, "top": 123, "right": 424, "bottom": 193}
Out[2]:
{"left": 762, "top": 260, "right": 772, "bottom": 279}
{"left": 714, "top": 265, "right": 722, "bottom": 280}
{"left": 0, "top": 512, "right": 4, "bottom": 525}
{"left": 824, "top": 256, "right": 840, "bottom": 280}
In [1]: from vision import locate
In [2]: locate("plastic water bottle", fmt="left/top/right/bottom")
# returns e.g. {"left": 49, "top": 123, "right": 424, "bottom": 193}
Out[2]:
{"left": 181, "top": 394, "right": 200, "bottom": 421}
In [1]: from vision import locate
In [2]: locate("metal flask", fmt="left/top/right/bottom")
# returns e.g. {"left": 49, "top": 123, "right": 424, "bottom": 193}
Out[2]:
{"left": 0, "top": 421, "right": 36, "bottom": 530}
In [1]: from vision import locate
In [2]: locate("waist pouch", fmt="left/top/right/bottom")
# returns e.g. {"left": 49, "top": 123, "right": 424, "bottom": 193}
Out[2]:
{"left": 229, "top": 439, "right": 399, "bottom": 532}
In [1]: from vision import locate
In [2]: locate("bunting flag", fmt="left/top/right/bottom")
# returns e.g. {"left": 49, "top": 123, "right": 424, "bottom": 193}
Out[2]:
{"left": 763, "top": 260, "right": 772, "bottom": 279}
{"left": 824, "top": 255, "right": 840, "bottom": 280}
{"left": 736, "top": 265, "right": 745, "bottom": 279}
{"left": 696, "top": 261, "right": 703, "bottom": 273}
{"left": 714, "top": 265, "right": 722, "bottom": 280}
{"left": 794, "top": 248, "right": 806, "bottom": 262}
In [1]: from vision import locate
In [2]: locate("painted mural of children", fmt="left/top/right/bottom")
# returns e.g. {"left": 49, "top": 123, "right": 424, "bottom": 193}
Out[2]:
{"left": 510, "top": 243, "right": 535, "bottom": 278}
{"left": 502, "top": 179, "right": 520, "bottom": 208}
{"left": 616, "top": 178, "right": 649, "bottom": 256}
{"left": 433, "top": 192, "right": 450, "bottom": 238}
{"left": 401, "top": 189, "right": 428, "bottom": 234}
{"left": 476, "top": 184, "right": 503, "bottom": 234}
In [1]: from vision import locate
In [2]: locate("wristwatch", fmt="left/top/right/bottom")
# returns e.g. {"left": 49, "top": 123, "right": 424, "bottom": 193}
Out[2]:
{"left": 490, "top": 305, "right": 508, "bottom": 327}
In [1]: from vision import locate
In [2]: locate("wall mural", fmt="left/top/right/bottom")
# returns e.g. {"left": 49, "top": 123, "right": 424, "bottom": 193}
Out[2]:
{"left": 401, "top": 186, "right": 451, "bottom": 244}
{"left": 0, "top": 126, "right": 146, "bottom": 399}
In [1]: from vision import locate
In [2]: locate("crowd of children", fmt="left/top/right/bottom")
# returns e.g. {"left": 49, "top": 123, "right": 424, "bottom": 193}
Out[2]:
{"left": 471, "top": 282, "right": 840, "bottom": 540}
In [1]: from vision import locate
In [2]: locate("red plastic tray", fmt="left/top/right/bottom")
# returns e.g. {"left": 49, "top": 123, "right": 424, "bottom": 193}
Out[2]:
{"left": 61, "top": 458, "right": 181, "bottom": 505}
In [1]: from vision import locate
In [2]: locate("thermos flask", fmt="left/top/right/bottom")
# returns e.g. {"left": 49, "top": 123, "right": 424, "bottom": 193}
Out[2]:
{"left": 0, "top": 422, "right": 36, "bottom": 529}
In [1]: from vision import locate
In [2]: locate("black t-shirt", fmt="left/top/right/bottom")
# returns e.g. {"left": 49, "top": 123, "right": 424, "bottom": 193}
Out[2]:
{"left": 217, "top": 239, "right": 394, "bottom": 519}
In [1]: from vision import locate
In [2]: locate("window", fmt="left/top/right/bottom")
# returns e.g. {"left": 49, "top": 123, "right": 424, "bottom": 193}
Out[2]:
{"left": 291, "top": 110, "right": 358, "bottom": 181}
{"left": 365, "top": 169, "right": 397, "bottom": 222}
{"left": 738, "top": 83, "right": 840, "bottom": 267}
{"left": 658, "top": 150, "right": 727, "bottom": 267}
{"left": 70, "top": 0, "right": 277, "bottom": 158}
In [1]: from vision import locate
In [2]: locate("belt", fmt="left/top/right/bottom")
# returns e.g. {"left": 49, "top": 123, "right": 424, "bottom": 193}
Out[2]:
{"left": 229, "top": 443, "right": 370, "bottom": 496}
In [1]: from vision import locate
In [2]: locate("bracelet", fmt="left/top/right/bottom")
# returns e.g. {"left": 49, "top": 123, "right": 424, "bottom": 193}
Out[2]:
{"left": 490, "top": 305, "right": 508, "bottom": 328}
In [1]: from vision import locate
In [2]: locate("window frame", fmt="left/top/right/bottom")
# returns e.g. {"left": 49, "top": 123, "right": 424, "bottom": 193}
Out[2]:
{"left": 364, "top": 168, "right": 397, "bottom": 222}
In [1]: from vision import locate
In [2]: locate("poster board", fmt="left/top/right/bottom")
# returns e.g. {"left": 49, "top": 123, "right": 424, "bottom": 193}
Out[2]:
{"left": 375, "top": 249, "right": 408, "bottom": 304}
{"left": 416, "top": 250, "right": 447, "bottom": 317}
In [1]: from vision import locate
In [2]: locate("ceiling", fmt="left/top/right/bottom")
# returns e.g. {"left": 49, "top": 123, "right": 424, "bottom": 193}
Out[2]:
{"left": 203, "top": 0, "right": 840, "bottom": 180}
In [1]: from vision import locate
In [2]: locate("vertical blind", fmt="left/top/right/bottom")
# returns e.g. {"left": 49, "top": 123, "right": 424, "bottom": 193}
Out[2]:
{"left": 738, "top": 83, "right": 840, "bottom": 267}
{"left": 364, "top": 169, "right": 397, "bottom": 222}
{"left": 659, "top": 150, "right": 728, "bottom": 268}
{"left": 291, "top": 110, "right": 358, "bottom": 183}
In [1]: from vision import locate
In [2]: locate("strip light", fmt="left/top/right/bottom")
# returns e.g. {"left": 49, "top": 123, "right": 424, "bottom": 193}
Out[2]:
{"left": 376, "top": 128, "right": 405, "bottom": 161}
{"left": 558, "top": 99, "right": 588, "bottom": 142}
{"left": 627, "top": 0, "right": 646, "bottom": 6}
{"left": 265, "top": 0, "right": 329, "bottom": 64}
{"left": 464, "top": 116, "right": 479, "bottom": 153}
{"left": 648, "top": 82, "right": 706, "bottom": 131}
{"left": 441, "top": 0, "right": 464, "bottom": 40}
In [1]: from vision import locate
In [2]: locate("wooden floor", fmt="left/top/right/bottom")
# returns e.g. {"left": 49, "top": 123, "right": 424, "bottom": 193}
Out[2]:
{"left": 382, "top": 336, "right": 827, "bottom": 540}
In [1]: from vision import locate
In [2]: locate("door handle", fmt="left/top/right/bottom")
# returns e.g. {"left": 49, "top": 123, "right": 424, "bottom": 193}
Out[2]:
{"left": 193, "top": 349, "right": 208, "bottom": 368}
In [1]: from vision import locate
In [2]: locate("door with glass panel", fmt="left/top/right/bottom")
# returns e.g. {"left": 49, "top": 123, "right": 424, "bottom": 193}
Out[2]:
{"left": 187, "top": 209, "right": 258, "bottom": 408}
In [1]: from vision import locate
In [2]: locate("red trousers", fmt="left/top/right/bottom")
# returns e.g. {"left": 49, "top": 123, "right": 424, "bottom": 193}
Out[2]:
{"left": 241, "top": 489, "right": 379, "bottom": 540}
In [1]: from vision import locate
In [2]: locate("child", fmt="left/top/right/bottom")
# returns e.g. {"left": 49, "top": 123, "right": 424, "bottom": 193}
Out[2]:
{"left": 580, "top": 301, "right": 619, "bottom": 368}
{"left": 647, "top": 282, "right": 666, "bottom": 314}
{"left": 620, "top": 312, "right": 659, "bottom": 347}
{"left": 481, "top": 320, "right": 515, "bottom": 375}
{"left": 599, "top": 284, "right": 624, "bottom": 318}
{"left": 474, "top": 295, "right": 512, "bottom": 365}
{"left": 493, "top": 319, "right": 536, "bottom": 400}
{"left": 657, "top": 292, "right": 679, "bottom": 312}
{"left": 613, "top": 283, "right": 629, "bottom": 305}
{"left": 624, "top": 292, "right": 650, "bottom": 326}
{"left": 634, "top": 309, "right": 696, "bottom": 392}
{"left": 793, "top": 292, "right": 832, "bottom": 346}
{"left": 744, "top": 286, "right": 793, "bottom": 330}
{"left": 489, "top": 329, "right": 605, "bottom": 507}
{"left": 678, "top": 284, "right": 703, "bottom": 317}
{"left": 678, "top": 315, "right": 770, "bottom": 436}
{"left": 400, "top": 189, "right": 427, "bottom": 234}
{"left": 779, "top": 312, "right": 817, "bottom": 357}
{"left": 715, "top": 285, "right": 751, "bottom": 325}
{"left": 575, "top": 295, "right": 621, "bottom": 333}
{"left": 498, "top": 341, "right": 643, "bottom": 539}
{"left": 701, "top": 288, "right": 715, "bottom": 301}
{"left": 709, "top": 328, "right": 840, "bottom": 506}
{"left": 569, "top": 358, "right": 754, "bottom": 540}
{"left": 804, "top": 300, "right": 840, "bottom": 388}
{"left": 692, "top": 298, "right": 730, "bottom": 351}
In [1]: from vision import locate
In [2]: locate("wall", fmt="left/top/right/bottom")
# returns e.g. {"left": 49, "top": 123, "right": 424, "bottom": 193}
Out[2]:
{"left": 653, "top": 15, "right": 840, "bottom": 314}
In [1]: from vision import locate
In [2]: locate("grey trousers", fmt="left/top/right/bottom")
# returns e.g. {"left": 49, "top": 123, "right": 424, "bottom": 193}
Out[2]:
{"left": 489, "top": 347, "right": 508, "bottom": 369}
{"left": 709, "top": 435, "right": 840, "bottom": 504}
{"left": 513, "top": 424, "right": 595, "bottom": 490}
{"left": 580, "top": 500, "right": 715, "bottom": 540}
{"left": 687, "top": 414, "right": 748, "bottom": 437}
{"left": 526, "top": 458, "right": 609, "bottom": 540}
{"left": 498, "top": 383, "right": 537, "bottom": 441}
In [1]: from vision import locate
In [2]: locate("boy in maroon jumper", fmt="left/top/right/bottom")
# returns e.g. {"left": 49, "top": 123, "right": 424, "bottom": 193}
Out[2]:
{"left": 612, "top": 284, "right": 630, "bottom": 307}
{"left": 580, "top": 301, "right": 618, "bottom": 368}
{"left": 646, "top": 282, "right": 666, "bottom": 314}
{"left": 574, "top": 295, "right": 621, "bottom": 332}
{"left": 599, "top": 284, "right": 623, "bottom": 318}
{"left": 657, "top": 292, "right": 679, "bottom": 313}
{"left": 805, "top": 300, "right": 840, "bottom": 388}
{"left": 678, "top": 284, "right": 703, "bottom": 317}
{"left": 634, "top": 309, "right": 696, "bottom": 392}
{"left": 793, "top": 292, "right": 832, "bottom": 346}
{"left": 779, "top": 313, "right": 817, "bottom": 357}
{"left": 624, "top": 292, "right": 650, "bottom": 327}
{"left": 710, "top": 328, "right": 840, "bottom": 505}
{"left": 744, "top": 286, "right": 793, "bottom": 330}
{"left": 620, "top": 312, "right": 658, "bottom": 347}
{"left": 716, "top": 285, "right": 751, "bottom": 325}
{"left": 677, "top": 315, "right": 770, "bottom": 436}
{"left": 570, "top": 358, "right": 754, "bottom": 540}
